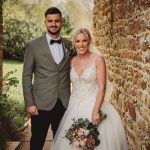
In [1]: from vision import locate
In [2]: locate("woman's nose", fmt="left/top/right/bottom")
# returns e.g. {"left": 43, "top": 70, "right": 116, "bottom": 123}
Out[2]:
{"left": 79, "top": 42, "right": 84, "bottom": 46}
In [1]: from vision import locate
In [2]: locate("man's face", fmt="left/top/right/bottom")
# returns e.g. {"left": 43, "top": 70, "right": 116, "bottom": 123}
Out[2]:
{"left": 44, "top": 14, "right": 63, "bottom": 36}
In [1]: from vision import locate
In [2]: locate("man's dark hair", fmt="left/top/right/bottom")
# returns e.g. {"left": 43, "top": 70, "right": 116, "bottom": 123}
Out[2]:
{"left": 45, "top": 7, "right": 62, "bottom": 18}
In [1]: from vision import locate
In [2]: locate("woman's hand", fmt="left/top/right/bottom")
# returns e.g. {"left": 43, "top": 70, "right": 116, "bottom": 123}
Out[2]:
{"left": 92, "top": 112, "right": 100, "bottom": 126}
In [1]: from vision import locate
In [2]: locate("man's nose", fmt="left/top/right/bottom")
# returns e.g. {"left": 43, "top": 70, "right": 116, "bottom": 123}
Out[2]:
{"left": 52, "top": 21, "right": 56, "bottom": 26}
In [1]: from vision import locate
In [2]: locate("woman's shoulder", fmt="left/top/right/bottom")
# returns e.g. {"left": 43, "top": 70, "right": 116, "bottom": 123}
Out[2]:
{"left": 90, "top": 53, "right": 105, "bottom": 68}
{"left": 70, "top": 56, "right": 77, "bottom": 67}
{"left": 90, "top": 52, "right": 104, "bottom": 62}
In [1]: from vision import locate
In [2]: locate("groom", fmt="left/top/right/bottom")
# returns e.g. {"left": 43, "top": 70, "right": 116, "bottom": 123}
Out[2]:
{"left": 22, "top": 7, "right": 75, "bottom": 150}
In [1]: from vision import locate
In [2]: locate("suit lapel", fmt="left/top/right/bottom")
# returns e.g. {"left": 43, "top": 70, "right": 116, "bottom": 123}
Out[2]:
{"left": 61, "top": 38, "right": 73, "bottom": 59}
{"left": 40, "top": 35, "right": 58, "bottom": 68}
{"left": 39, "top": 36, "right": 72, "bottom": 70}
{"left": 58, "top": 38, "right": 72, "bottom": 70}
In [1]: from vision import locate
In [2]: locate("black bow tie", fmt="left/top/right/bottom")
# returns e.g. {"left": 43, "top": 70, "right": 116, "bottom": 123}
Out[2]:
{"left": 50, "top": 39, "right": 62, "bottom": 45}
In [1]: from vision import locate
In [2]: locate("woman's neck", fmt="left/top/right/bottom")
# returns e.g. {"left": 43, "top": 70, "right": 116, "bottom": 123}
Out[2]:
{"left": 78, "top": 51, "right": 91, "bottom": 60}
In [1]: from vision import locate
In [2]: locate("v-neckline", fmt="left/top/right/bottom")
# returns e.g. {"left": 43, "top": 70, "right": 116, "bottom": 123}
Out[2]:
{"left": 72, "top": 63, "right": 95, "bottom": 78}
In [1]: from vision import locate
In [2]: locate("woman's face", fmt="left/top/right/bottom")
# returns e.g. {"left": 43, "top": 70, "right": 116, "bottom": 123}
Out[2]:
{"left": 74, "top": 33, "right": 91, "bottom": 55}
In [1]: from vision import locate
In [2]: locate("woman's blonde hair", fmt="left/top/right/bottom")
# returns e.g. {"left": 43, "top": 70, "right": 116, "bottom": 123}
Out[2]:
{"left": 72, "top": 28, "right": 92, "bottom": 44}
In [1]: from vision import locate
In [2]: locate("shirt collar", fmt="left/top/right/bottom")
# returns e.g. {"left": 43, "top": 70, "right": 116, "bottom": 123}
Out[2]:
{"left": 46, "top": 32, "right": 61, "bottom": 41}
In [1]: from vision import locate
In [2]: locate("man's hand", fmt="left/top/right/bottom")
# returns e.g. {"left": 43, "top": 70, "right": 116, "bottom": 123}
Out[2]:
{"left": 27, "top": 106, "right": 38, "bottom": 116}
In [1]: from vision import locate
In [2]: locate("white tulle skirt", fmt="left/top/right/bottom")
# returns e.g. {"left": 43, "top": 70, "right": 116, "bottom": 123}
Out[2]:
{"left": 51, "top": 82, "right": 128, "bottom": 150}
{"left": 51, "top": 102, "right": 128, "bottom": 149}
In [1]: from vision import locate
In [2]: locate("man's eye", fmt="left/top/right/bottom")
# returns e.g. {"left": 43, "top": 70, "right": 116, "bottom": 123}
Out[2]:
{"left": 56, "top": 20, "right": 61, "bottom": 23}
{"left": 48, "top": 20, "right": 52, "bottom": 23}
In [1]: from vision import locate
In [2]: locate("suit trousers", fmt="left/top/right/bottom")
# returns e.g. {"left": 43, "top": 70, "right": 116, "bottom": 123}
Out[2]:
{"left": 30, "top": 99, "right": 66, "bottom": 150}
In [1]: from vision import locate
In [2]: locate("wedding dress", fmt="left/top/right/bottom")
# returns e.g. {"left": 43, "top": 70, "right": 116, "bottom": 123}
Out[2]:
{"left": 51, "top": 58, "right": 128, "bottom": 150}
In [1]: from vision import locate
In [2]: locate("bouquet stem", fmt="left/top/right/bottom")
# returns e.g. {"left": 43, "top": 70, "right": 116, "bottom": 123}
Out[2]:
{"left": 99, "top": 110, "right": 107, "bottom": 122}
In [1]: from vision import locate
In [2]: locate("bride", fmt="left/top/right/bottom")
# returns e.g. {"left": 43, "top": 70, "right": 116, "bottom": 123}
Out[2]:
{"left": 51, "top": 28, "right": 128, "bottom": 150}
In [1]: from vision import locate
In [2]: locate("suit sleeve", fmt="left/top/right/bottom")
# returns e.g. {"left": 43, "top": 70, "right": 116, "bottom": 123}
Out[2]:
{"left": 22, "top": 43, "right": 35, "bottom": 108}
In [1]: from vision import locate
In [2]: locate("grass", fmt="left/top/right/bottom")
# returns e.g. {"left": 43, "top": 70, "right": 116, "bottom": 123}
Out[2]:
{"left": 3, "top": 59, "right": 23, "bottom": 102}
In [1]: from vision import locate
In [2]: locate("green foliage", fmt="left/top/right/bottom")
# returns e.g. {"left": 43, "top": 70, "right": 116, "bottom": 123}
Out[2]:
{"left": 57, "top": 0, "right": 87, "bottom": 30}
{"left": 3, "top": 70, "right": 19, "bottom": 93}
{"left": 3, "top": 60, "right": 23, "bottom": 103}
{"left": 3, "top": 0, "right": 46, "bottom": 61}
{"left": 3, "top": 0, "right": 73, "bottom": 61}
{"left": 61, "top": 16, "right": 73, "bottom": 35}
{"left": 3, "top": 18, "right": 43, "bottom": 61}
{"left": 0, "top": 70, "right": 27, "bottom": 141}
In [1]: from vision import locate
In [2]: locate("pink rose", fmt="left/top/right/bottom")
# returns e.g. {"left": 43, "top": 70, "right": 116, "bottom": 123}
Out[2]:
{"left": 77, "top": 128, "right": 84, "bottom": 136}
{"left": 80, "top": 140, "right": 86, "bottom": 147}
{"left": 84, "top": 138, "right": 87, "bottom": 142}
{"left": 73, "top": 141, "right": 80, "bottom": 147}
{"left": 84, "top": 130, "right": 90, "bottom": 136}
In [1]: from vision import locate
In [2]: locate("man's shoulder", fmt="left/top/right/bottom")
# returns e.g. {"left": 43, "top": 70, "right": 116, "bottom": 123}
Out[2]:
{"left": 62, "top": 36, "right": 77, "bottom": 57}
{"left": 28, "top": 35, "right": 45, "bottom": 46}
{"left": 62, "top": 37, "right": 72, "bottom": 45}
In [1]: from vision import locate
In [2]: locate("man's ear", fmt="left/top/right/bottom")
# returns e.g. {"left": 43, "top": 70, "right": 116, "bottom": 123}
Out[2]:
{"left": 44, "top": 19, "right": 46, "bottom": 25}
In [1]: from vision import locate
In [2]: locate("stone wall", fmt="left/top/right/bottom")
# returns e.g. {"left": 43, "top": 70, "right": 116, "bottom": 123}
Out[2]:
{"left": 93, "top": 0, "right": 150, "bottom": 150}
{"left": 0, "top": 0, "right": 3, "bottom": 93}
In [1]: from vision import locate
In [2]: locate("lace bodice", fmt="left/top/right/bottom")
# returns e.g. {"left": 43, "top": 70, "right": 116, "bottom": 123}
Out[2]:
{"left": 70, "top": 62, "right": 98, "bottom": 100}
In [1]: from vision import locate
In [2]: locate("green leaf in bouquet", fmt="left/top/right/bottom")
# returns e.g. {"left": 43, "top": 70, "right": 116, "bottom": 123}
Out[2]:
{"left": 78, "top": 118, "right": 84, "bottom": 124}
{"left": 99, "top": 110, "right": 107, "bottom": 122}
{"left": 91, "top": 127, "right": 99, "bottom": 136}
{"left": 88, "top": 122, "right": 94, "bottom": 129}
{"left": 95, "top": 139, "right": 100, "bottom": 146}
{"left": 84, "top": 118, "right": 90, "bottom": 128}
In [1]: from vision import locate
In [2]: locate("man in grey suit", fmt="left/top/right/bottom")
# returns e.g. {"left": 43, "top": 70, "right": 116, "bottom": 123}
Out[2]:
{"left": 22, "top": 7, "right": 76, "bottom": 150}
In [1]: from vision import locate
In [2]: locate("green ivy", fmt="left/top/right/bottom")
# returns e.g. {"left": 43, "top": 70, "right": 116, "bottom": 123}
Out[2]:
{"left": 0, "top": 70, "right": 28, "bottom": 142}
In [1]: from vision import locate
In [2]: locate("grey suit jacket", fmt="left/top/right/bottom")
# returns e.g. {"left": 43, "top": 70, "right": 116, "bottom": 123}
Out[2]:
{"left": 22, "top": 34, "right": 76, "bottom": 110}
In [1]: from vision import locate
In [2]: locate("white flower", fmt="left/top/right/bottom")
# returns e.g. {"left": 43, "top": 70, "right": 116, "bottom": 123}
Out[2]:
{"left": 79, "top": 140, "right": 86, "bottom": 147}
{"left": 84, "top": 130, "right": 90, "bottom": 136}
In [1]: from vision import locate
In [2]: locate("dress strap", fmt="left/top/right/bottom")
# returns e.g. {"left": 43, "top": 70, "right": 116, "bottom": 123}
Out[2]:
{"left": 71, "top": 56, "right": 77, "bottom": 68}
{"left": 94, "top": 54, "right": 102, "bottom": 65}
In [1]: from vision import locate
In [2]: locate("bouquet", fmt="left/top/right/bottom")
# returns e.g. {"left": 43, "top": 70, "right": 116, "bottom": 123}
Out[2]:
{"left": 65, "top": 110, "right": 107, "bottom": 150}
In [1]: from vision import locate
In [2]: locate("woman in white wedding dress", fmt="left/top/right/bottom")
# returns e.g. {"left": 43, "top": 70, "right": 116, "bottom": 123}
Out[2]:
{"left": 51, "top": 28, "right": 128, "bottom": 150}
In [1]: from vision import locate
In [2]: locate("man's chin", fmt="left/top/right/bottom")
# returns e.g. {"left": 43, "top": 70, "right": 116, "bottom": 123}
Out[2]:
{"left": 48, "top": 30, "right": 61, "bottom": 35}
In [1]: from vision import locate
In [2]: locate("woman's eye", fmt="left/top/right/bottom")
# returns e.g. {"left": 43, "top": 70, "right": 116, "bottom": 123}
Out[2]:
{"left": 83, "top": 40, "right": 87, "bottom": 42}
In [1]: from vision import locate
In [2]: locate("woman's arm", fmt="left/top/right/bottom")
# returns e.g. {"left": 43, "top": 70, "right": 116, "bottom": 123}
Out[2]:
{"left": 92, "top": 55, "right": 106, "bottom": 125}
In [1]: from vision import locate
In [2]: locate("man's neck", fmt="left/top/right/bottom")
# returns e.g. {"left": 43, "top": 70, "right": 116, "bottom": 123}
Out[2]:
{"left": 48, "top": 33, "right": 60, "bottom": 39}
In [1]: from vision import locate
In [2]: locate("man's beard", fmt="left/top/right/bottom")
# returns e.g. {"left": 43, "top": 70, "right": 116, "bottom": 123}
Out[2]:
{"left": 48, "top": 28, "right": 61, "bottom": 35}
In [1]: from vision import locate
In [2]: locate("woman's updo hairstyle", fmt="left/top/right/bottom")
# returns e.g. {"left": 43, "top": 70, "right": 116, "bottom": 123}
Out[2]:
{"left": 72, "top": 28, "right": 92, "bottom": 45}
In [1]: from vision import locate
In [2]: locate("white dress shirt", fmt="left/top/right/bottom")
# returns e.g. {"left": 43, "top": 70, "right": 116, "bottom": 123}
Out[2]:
{"left": 46, "top": 33, "right": 64, "bottom": 64}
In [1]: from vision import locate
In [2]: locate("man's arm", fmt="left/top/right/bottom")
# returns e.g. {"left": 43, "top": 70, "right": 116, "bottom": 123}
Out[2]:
{"left": 22, "top": 43, "right": 35, "bottom": 108}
